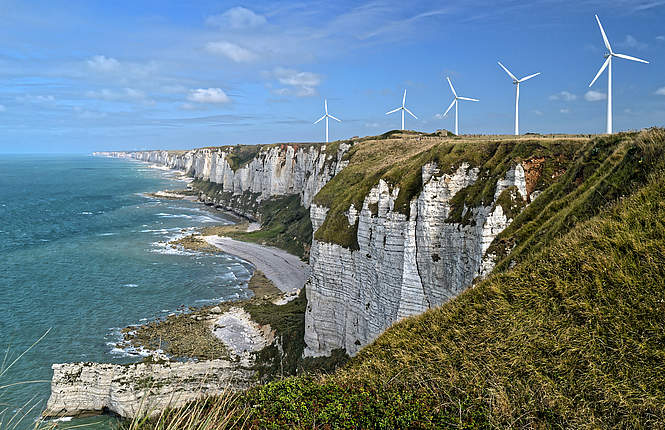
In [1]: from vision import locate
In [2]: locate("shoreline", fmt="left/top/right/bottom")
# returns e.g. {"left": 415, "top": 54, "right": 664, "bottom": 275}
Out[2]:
{"left": 42, "top": 157, "right": 312, "bottom": 420}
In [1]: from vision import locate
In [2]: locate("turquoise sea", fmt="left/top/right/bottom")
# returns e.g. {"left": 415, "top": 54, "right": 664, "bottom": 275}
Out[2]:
{"left": 0, "top": 155, "right": 252, "bottom": 428}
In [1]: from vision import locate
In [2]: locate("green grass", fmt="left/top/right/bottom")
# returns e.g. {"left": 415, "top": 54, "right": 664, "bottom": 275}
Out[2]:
{"left": 313, "top": 133, "right": 591, "bottom": 249}
{"left": 226, "top": 195, "right": 313, "bottom": 260}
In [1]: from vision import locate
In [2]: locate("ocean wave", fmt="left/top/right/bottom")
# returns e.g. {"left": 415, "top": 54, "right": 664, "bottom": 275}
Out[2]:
{"left": 79, "top": 211, "right": 93, "bottom": 215}
{"left": 123, "top": 283, "right": 139, "bottom": 288}
{"left": 98, "top": 232, "right": 117, "bottom": 236}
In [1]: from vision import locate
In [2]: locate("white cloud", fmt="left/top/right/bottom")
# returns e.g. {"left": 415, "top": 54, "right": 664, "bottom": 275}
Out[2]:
{"left": 560, "top": 108, "right": 570, "bottom": 114}
{"left": 267, "top": 67, "right": 321, "bottom": 97}
{"left": 206, "top": 7, "right": 266, "bottom": 29}
{"left": 187, "top": 88, "right": 231, "bottom": 104}
{"left": 84, "top": 55, "right": 156, "bottom": 84}
{"left": 86, "top": 88, "right": 149, "bottom": 102}
{"left": 434, "top": 113, "right": 446, "bottom": 119}
{"left": 534, "top": 110, "right": 543, "bottom": 116}
{"left": 0, "top": 104, "right": 6, "bottom": 112}
{"left": 87, "top": 55, "right": 120, "bottom": 72}
{"left": 205, "top": 41, "right": 257, "bottom": 62}
{"left": 585, "top": 90, "right": 607, "bottom": 102}
{"left": 617, "top": 35, "right": 647, "bottom": 50}
{"left": 17, "top": 94, "right": 55, "bottom": 103}
{"left": 549, "top": 91, "right": 577, "bottom": 101}
{"left": 657, "top": 35, "right": 665, "bottom": 41}
{"left": 655, "top": 87, "right": 665, "bottom": 96}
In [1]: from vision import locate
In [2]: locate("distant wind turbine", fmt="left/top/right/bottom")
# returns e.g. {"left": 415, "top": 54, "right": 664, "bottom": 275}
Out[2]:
{"left": 386, "top": 89, "right": 417, "bottom": 130}
{"left": 313, "top": 99, "right": 341, "bottom": 143}
{"left": 589, "top": 14, "right": 649, "bottom": 134}
{"left": 498, "top": 62, "right": 540, "bottom": 135}
{"left": 442, "top": 77, "right": 479, "bottom": 136}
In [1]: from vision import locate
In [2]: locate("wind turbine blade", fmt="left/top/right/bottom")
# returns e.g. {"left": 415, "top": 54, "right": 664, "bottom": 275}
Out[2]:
{"left": 613, "top": 53, "right": 649, "bottom": 64}
{"left": 446, "top": 77, "right": 457, "bottom": 97}
{"left": 405, "top": 108, "right": 418, "bottom": 119}
{"left": 458, "top": 97, "right": 479, "bottom": 102}
{"left": 386, "top": 107, "right": 401, "bottom": 115}
{"left": 519, "top": 72, "right": 541, "bottom": 82}
{"left": 589, "top": 56, "right": 610, "bottom": 87}
{"left": 313, "top": 115, "right": 326, "bottom": 124}
{"left": 595, "top": 15, "right": 612, "bottom": 53}
{"left": 443, "top": 98, "right": 456, "bottom": 117}
{"left": 498, "top": 61, "right": 517, "bottom": 81}
{"left": 328, "top": 114, "right": 341, "bottom": 122}
{"left": 325, "top": 99, "right": 328, "bottom": 114}
{"left": 402, "top": 89, "right": 407, "bottom": 107}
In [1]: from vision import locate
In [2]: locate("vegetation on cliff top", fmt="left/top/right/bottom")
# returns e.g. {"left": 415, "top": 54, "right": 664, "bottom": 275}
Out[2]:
{"left": 190, "top": 180, "right": 313, "bottom": 259}
{"left": 130, "top": 129, "right": 665, "bottom": 429}
{"left": 313, "top": 132, "right": 590, "bottom": 249}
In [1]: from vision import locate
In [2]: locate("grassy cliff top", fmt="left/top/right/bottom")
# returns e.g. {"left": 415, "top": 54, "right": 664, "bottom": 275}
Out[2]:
{"left": 312, "top": 131, "right": 607, "bottom": 250}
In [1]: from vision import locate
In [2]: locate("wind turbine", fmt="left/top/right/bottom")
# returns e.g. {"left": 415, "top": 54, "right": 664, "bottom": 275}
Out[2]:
{"left": 498, "top": 62, "right": 540, "bottom": 135}
{"left": 313, "top": 99, "right": 341, "bottom": 143}
{"left": 386, "top": 89, "right": 417, "bottom": 130}
{"left": 589, "top": 14, "right": 649, "bottom": 134}
{"left": 442, "top": 77, "right": 479, "bottom": 136}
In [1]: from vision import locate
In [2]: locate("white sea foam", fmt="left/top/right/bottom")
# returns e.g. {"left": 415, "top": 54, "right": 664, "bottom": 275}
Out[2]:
{"left": 123, "top": 283, "right": 139, "bottom": 288}
{"left": 79, "top": 211, "right": 93, "bottom": 215}
{"left": 98, "top": 232, "right": 117, "bottom": 236}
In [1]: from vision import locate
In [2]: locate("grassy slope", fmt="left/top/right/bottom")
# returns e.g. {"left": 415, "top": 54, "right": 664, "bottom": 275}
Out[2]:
{"left": 313, "top": 132, "right": 591, "bottom": 249}
{"left": 239, "top": 129, "right": 665, "bottom": 429}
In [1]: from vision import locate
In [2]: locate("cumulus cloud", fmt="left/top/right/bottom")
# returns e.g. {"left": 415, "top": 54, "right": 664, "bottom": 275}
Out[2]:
{"left": 585, "top": 90, "right": 607, "bottom": 102}
{"left": 617, "top": 35, "right": 647, "bottom": 50}
{"left": 267, "top": 67, "right": 321, "bottom": 97}
{"left": 205, "top": 41, "right": 257, "bottom": 62}
{"left": 549, "top": 91, "right": 577, "bottom": 101}
{"left": 655, "top": 87, "right": 665, "bottom": 96}
{"left": 206, "top": 7, "right": 266, "bottom": 29}
{"left": 187, "top": 88, "right": 231, "bottom": 104}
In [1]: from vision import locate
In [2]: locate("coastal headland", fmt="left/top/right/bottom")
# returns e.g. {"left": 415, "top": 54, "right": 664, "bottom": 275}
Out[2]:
{"left": 45, "top": 129, "right": 665, "bottom": 427}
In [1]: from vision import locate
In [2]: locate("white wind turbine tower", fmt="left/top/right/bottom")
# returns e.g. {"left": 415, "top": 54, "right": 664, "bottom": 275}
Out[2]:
{"left": 313, "top": 99, "right": 341, "bottom": 143}
{"left": 386, "top": 89, "right": 417, "bottom": 130}
{"left": 443, "top": 77, "right": 479, "bottom": 136}
{"left": 589, "top": 14, "right": 649, "bottom": 134}
{"left": 498, "top": 62, "right": 540, "bottom": 135}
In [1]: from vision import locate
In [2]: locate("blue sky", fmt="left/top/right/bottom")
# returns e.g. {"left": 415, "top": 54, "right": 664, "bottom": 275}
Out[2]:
{"left": 0, "top": 0, "right": 664, "bottom": 153}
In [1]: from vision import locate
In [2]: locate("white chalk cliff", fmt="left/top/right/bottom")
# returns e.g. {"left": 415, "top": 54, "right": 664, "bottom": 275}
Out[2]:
{"left": 304, "top": 162, "right": 529, "bottom": 357}
{"left": 96, "top": 143, "right": 349, "bottom": 220}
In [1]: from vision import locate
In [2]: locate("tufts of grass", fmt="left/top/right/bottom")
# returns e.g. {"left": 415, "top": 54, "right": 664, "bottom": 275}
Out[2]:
{"left": 122, "top": 389, "right": 248, "bottom": 430}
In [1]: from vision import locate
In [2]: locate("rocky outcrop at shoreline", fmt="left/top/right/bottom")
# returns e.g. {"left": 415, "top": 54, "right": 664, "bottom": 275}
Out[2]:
{"left": 43, "top": 358, "right": 255, "bottom": 420}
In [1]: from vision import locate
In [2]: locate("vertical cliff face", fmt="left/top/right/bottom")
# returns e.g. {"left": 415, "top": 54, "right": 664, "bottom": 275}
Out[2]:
{"left": 96, "top": 143, "right": 350, "bottom": 219}
{"left": 304, "top": 161, "right": 529, "bottom": 357}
